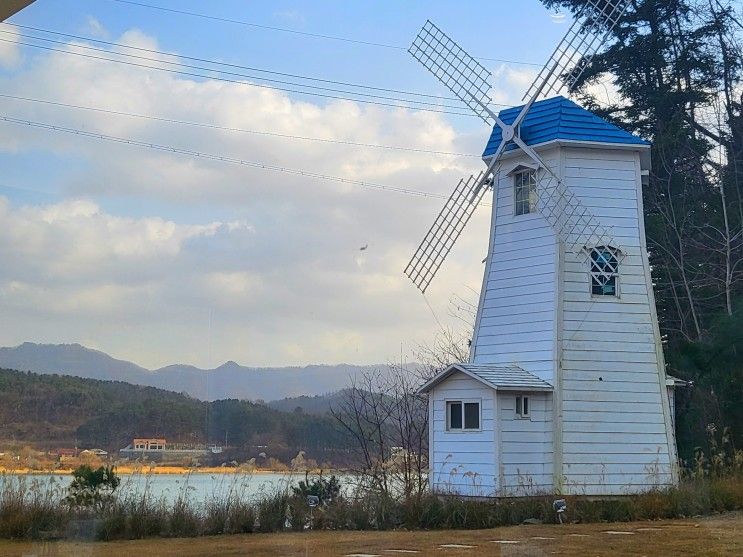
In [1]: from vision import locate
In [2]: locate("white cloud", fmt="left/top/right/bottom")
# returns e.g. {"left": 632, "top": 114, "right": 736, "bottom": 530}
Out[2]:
{"left": 585, "top": 78, "right": 623, "bottom": 107}
{"left": 0, "top": 28, "right": 490, "bottom": 368}
{"left": 490, "top": 65, "right": 539, "bottom": 106}
{"left": 84, "top": 16, "right": 109, "bottom": 39}
{"left": 0, "top": 23, "right": 22, "bottom": 69}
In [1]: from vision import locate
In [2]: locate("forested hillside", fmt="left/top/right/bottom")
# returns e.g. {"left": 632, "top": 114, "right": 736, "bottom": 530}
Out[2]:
{"left": 0, "top": 369, "right": 351, "bottom": 464}
{"left": 544, "top": 0, "right": 743, "bottom": 457}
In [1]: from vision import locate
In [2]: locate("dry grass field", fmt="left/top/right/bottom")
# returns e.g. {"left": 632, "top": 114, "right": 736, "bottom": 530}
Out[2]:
{"left": 1, "top": 511, "right": 741, "bottom": 557}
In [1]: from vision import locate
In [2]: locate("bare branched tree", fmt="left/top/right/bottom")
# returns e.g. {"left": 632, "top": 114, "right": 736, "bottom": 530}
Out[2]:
{"left": 331, "top": 323, "right": 470, "bottom": 502}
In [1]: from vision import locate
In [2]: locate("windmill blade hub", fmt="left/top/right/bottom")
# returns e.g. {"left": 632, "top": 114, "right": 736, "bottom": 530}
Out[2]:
{"left": 501, "top": 125, "right": 515, "bottom": 142}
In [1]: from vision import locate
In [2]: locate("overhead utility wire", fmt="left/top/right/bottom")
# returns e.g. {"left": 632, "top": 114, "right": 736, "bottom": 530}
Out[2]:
{"left": 0, "top": 92, "right": 478, "bottom": 158}
{"left": 0, "top": 36, "right": 479, "bottom": 118}
{"left": 109, "top": 0, "right": 543, "bottom": 66}
{"left": 0, "top": 114, "right": 490, "bottom": 206}
{"left": 4, "top": 23, "right": 479, "bottom": 105}
{"left": 0, "top": 30, "right": 481, "bottom": 114}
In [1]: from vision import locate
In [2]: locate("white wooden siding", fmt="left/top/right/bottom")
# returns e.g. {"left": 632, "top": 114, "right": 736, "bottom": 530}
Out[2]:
{"left": 498, "top": 391, "right": 554, "bottom": 495}
{"left": 464, "top": 143, "right": 677, "bottom": 496}
{"left": 430, "top": 372, "right": 497, "bottom": 496}
{"left": 471, "top": 149, "right": 559, "bottom": 386}
{"left": 558, "top": 146, "right": 675, "bottom": 494}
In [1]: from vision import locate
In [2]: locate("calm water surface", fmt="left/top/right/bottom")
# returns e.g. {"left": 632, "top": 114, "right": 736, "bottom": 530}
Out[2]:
{"left": 0, "top": 472, "right": 327, "bottom": 507}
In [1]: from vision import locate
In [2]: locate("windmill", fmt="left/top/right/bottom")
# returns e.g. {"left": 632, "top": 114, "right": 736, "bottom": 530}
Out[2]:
{"left": 404, "top": 0, "right": 629, "bottom": 294}
{"left": 411, "top": 1, "right": 679, "bottom": 497}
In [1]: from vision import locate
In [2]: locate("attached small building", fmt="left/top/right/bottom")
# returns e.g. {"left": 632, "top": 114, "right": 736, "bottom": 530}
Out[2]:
{"left": 420, "top": 97, "right": 679, "bottom": 497}
{"left": 420, "top": 364, "right": 553, "bottom": 497}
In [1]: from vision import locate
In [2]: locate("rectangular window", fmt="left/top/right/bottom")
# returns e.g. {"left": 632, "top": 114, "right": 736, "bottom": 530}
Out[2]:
{"left": 514, "top": 169, "right": 537, "bottom": 216}
{"left": 448, "top": 401, "right": 462, "bottom": 430}
{"left": 464, "top": 402, "right": 480, "bottom": 429}
{"left": 446, "top": 400, "right": 480, "bottom": 431}
{"left": 516, "top": 395, "right": 530, "bottom": 418}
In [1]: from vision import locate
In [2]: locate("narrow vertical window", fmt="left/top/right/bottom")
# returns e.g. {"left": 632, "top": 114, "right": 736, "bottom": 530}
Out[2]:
{"left": 464, "top": 402, "right": 480, "bottom": 429}
{"left": 514, "top": 169, "right": 537, "bottom": 215}
{"left": 516, "top": 395, "right": 530, "bottom": 418}
{"left": 590, "top": 246, "right": 619, "bottom": 296}
{"left": 447, "top": 401, "right": 462, "bottom": 430}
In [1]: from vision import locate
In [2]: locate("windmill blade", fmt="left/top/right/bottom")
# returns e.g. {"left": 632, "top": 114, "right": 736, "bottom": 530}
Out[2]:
{"left": 405, "top": 171, "right": 488, "bottom": 293}
{"left": 522, "top": 0, "right": 629, "bottom": 101}
{"left": 409, "top": 20, "right": 495, "bottom": 125}
{"left": 535, "top": 167, "right": 616, "bottom": 255}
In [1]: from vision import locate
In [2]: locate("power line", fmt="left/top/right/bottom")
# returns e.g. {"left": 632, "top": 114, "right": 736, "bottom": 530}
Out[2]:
{"left": 4, "top": 23, "right": 483, "bottom": 105}
{"left": 0, "top": 36, "right": 482, "bottom": 119}
{"left": 3, "top": 38, "right": 506, "bottom": 123}
{"left": 108, "top": 0, "right": 543, "bottom": 67}
{"left": 0, "top": 29, "right": 483, "bottom": 115}
{"left": 0, "top": 92, "right": 479, "bottom": 157}
{"left": 0, "top": 113, "right": 490, "bottom": 205}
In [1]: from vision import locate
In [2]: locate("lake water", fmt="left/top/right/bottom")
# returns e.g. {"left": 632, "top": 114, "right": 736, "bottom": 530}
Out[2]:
{"left": 0, "top": 472, "right": 325, "bottom": 507}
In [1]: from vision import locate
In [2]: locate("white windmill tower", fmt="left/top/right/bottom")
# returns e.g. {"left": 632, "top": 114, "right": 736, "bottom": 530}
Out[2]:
{"left": 411, "top": 1, "right": 679, "bottom": 497}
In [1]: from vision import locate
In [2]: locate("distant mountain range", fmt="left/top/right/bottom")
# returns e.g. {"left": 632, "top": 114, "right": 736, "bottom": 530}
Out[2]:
{"left": 0, "top": 342, "right": 391, "bottom": 402}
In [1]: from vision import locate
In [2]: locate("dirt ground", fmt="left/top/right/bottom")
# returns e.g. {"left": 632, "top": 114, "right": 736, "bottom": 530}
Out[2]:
{"left": 1, "top": 512, "right": 741, "bottom": 556}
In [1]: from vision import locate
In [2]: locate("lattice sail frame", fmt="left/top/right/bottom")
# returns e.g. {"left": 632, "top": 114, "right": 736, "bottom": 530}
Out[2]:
{"left": 408, "top": 20, "right": 495, "bottom": 126}
{"left": 533, "top": 166, "right": 615, "bottom": 256}
{"left": 405, "top": 171, "right": 488, "bottom": 293}
{"left": 522, "top": 0, "right": 630, "bottom": 101}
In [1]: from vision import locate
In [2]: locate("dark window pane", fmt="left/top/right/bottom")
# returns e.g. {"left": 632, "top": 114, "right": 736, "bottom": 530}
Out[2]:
{"left": 514, "top": 171, "right": 536, "bottom": 216}
{"left": 464, "top": 402, "right": 479, "bottom": 429}
{"left": 590, "top": 246, "right": 619, "bottom": 296}
{"left": 523, "top": 397, "right": 529, "bottom": 416}
{"left": 592, "top": 275, "right": 616, "bottom": 296}
{"left": 449, "top": 402, "right": 462, "bottom": 429}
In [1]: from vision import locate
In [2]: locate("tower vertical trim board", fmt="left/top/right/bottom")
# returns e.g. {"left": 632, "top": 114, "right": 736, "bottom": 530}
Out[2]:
{"left": 553, "top": 146, "right": 567, "bottom": 493}
{"left": 493, "top": 388, "right": 502, "bottom": 492}
{"left": 634, "top": 152, "right": 680, "bottom": 484}
{"left": 428, "top": 386, "right": 435, "bottom": 481}
{"left": 469, "top": 170, "right": 499, "bottom": 363}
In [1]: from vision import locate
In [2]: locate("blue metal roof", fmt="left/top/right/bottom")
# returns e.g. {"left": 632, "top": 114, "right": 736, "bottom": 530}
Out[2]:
{"left": 482, "top": 96, "right": 648, "bottom": 158}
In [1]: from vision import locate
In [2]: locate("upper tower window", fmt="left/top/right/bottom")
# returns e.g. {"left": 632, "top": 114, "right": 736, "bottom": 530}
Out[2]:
{"left": 514, "top": 169, "right": 537, "bottom": 216}
{"left": 590, "top": 246, "right": 619, "bottom": 296}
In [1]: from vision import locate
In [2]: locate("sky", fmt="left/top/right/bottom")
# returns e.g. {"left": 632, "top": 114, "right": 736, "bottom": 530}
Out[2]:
{"left": 0, "top": 0, "right": 575, "bottom": 369}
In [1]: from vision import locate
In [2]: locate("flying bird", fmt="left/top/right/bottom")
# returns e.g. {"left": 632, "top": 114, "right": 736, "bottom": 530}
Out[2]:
{"left": 359, "top": 244, "right": 368, "bottom": 251}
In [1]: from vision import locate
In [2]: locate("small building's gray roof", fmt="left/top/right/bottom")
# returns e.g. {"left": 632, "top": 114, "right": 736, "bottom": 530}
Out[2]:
{"left": 418, "top": 363, "right": 553, "bottom": 394}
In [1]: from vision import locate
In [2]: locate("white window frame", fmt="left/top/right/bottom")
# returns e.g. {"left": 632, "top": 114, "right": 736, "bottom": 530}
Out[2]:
{"left": 516, "top": 395, "right": 531, "bottom": 419}
{"left": 589, "top": 245, "right": 621, "bottom": 298}
{"left": 445, "top": 399, "right": 482, "bottom": 432}
{"left": 514, "top": 169, "right": 537, "bottom": 216}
